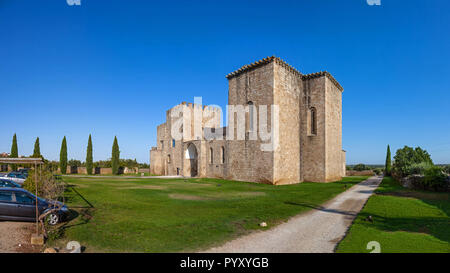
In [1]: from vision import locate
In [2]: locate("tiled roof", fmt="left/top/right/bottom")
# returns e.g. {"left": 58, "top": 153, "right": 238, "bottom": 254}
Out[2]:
{"left": 225, "top": 56, "right": 343, "bottom": 91}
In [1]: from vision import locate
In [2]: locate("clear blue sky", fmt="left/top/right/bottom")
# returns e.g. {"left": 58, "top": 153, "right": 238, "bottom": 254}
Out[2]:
{"left": 1, "top": 0, "right": 449, "bottom": 164}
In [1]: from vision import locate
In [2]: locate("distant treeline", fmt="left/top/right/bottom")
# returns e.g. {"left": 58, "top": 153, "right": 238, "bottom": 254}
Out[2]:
{"left": 346, "top": 164, "right": 384, "bottom": 171}
{"left": 44, "top": 159, "right": 149, "bottom": 170}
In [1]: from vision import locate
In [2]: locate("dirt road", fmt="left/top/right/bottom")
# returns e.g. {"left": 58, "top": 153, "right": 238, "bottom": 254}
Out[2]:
{"left": 0, "top": 221, "right": 41, "bottom": 253}
{"left": 205, "top": 176, "right": 383, "bottom": 253}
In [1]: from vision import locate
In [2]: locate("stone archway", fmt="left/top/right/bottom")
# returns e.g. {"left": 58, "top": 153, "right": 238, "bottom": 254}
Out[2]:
{"left": 184, "top": 143, "right": 198, "bottom": 177}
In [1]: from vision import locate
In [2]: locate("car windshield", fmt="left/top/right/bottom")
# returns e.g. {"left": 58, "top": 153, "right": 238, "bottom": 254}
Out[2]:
{"left": 26, "top": 192, "right": 46, "bottom": 203}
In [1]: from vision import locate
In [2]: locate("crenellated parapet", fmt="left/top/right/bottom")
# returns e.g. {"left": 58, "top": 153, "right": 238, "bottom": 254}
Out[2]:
{"left": 226, "top": 55, "right": 343, "bottom": 92}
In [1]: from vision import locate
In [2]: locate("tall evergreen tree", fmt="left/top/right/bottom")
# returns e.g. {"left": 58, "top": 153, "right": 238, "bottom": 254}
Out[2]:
{"left": 111, "top": 136, "right": 120, "bottom": 175}
{"left": 60, "top": 136, "right": 68, "bottom": 174}
{"left": 86, "top": 134, "right": 93, "bottom": 175}
{"left": 10, "top": 134, "right": 18, "bottom": 171}
{"left": 32, "top": 137, "right": 41, "bottom": 158}
{"left": 385, "top": 144, "right": 392, "bottom": 175}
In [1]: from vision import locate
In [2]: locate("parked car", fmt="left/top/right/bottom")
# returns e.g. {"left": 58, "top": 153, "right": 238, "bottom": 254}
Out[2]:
{"left": 17, "top": 168, "right": 30, "bottom": 178}
{"left": 0, "top": 188, "right": 69, "bottom": 225}
{"left": 0, "top": 179, "right": 21, "bottom": 188}
{"left": 1, "top": 173, "right": 27, "bottom": 185}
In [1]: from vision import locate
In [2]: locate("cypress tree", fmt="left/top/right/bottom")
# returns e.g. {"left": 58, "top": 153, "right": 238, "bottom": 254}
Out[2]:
{"left": 385, "top": 144, "right": 392, "bottom": 176}
{"left": 86, "top": 134, "right": 93, "bottom": 175}
{"left": 32, "top": 137, "right": 41, "bottom": 158}
{"left": 111, "top": 136, "right": 120, "bottom": 175}
{"left": 60, "top": 136, "right": 68, "bottom": 174}
{"left": 10, "top": 134, "right": 18, "bottom": 171}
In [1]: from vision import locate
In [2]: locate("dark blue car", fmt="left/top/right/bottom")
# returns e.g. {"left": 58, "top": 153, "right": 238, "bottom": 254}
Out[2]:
{"left": 0, "top": 179, "right": 22, "bottom": 188}
{"left": 0, "top": 188, "right": 69, "bottom": 225}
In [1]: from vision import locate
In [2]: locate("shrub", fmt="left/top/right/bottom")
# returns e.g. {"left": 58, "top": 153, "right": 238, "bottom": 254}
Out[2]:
{"left": 405, "top": 162, "right": 434, "bottom": 176}
{"left": 422, "top": 166, "right": 447, "bottom": 192}
{"left": 23, "top": 170, "right": 65, "bottom": 200}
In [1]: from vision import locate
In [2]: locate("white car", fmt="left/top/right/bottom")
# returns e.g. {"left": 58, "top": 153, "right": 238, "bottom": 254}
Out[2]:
{"left": 2, "top": 173, "right": 26, "bottom": 185}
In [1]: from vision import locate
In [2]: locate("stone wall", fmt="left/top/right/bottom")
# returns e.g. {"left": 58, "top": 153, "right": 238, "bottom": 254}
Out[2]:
{"left": 325, "top": 77, "right": 344, "bottom": 181}
{"left": 225, "top": 63, "right": 275, "bottom": 183}
{"left": 302, "top": 77, "right": 327, "bottom": 182}
{"left": 205, "top": 140, "right": 226, "bottom": 178}
{"left": 273, "top": 61, "right": 302, "bottom": 184}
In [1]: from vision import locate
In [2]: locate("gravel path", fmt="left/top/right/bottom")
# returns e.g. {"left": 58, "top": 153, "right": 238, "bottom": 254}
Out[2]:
{"left": 0, "top": 221, "right": 41, "bottom": 253}
{"left": 205, "top": 176, "right": 383, "bottom": 253}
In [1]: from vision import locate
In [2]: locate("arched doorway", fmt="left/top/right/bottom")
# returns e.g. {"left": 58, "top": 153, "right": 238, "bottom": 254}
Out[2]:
{"left": 185, "top": 143, "right": 198, "bottom": 177}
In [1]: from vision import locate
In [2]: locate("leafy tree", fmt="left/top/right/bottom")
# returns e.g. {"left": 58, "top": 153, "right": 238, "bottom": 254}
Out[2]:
{"left": 94, "top": 160, "right": 112, "bottom": 168}
{"left": 68, "top": 159, "right": 82, "bottom": 167}
{"left": 385, "top": 145, "right": 391, "bottom": 175}
{"left": 86, "top": 134, "right": 93, "bottom": 175}
{"left": 111, "top": 136, "right": 120, "bottom": 175}
{"left": 32, "top": 137, "right": 41, "bottom": 158}
{"left": 393, "top": 146, "right": 434, "bottom": 177}
{"left": 353, "top": 164, "right": 370, "bottom": 171}
{"left": 60, "top": 137, "right": 68, "bottom": 174}
{"left": 412, "top": 147, "right": 433, "bottom": 165}
{"left": 10, "top": 133, "right": 18, "bottom": 171}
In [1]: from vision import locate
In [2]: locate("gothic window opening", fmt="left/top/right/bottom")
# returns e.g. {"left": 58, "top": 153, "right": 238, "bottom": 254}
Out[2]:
{"left": 310, "top": 107, "right": 317, "bottom": 135}
{"left": 248, "top": 101, "right": 254, "bottom": 132}
{"left": 167, "top": 154, "right": 171, "bottom": 164}
{"left": 210, "top": 148, "right": 214, "bottom": 164}
{"left": 221, "top": 146, "right": 225, "bottom": 164}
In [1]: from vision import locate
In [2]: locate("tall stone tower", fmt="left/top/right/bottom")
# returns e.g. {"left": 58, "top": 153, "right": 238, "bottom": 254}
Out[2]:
{"left": 225, "top": 56, "right": 345, "bottom": 184}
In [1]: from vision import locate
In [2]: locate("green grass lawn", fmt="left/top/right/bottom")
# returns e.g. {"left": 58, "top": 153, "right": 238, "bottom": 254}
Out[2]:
{"left": 337, "top": 176, "right": 450, "bottom": 253}
{"left": 52, "top": 176, "right": 369, "bottom": 253}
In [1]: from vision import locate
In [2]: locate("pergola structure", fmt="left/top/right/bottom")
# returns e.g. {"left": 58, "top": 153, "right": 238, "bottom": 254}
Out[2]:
{"left": 0, "top": 158, "right": 44, "bottom": 236}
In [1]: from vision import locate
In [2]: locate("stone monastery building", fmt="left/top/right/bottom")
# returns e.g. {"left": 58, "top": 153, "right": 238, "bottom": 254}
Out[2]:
{"left": 150, "top": 56, "right": 346, "bottom": 185}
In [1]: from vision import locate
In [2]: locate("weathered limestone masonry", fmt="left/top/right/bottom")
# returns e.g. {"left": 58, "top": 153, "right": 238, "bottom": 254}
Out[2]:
{"left": 150, "top": 56, "right": 346, "bottom": 184}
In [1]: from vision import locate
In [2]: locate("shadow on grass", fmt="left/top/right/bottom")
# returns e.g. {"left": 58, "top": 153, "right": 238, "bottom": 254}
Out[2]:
{"left": 356, "top": 211, "right": 450, "bottom": 244}
{"left": 357, "top": 177, "right": 450, "bottom": 245}
{"left": 284, "top": 201, "right": 357, "bottom": 217}
{"left": 64, "top": 184, "right": 95, "bottom": 209}
{"left": 49, "top": 182, "right": 96, "bottom": 239}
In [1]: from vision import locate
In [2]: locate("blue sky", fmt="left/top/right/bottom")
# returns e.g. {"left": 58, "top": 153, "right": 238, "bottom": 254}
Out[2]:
{"left": 1, "top": 0, "right": 449, "bottom": 164}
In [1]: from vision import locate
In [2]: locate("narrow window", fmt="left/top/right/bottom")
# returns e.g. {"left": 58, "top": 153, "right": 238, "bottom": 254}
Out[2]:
{"left": 172, "top": 139, "right": 175, "bottom": 147}
{"left": 167, "top": 154, "right": 171, "bottom": 164}
{"left": 221, "top": 146, "right": 225, "bottom": 164}
{"left": 248, "top": 101, "right": 254, "bottom": 132}
{"left": 310, "top": 107, "right": 317, "bottom": 135}
{"left": 210, "top": 148, "right": 213, "bottom": 164}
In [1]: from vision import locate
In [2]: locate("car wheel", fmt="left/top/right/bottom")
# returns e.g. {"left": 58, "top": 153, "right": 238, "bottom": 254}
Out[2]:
{"left": 47, "top": 213, "right": 59, "bottom": 225}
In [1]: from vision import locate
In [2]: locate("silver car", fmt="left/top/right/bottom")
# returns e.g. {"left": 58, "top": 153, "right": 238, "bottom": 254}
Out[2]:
{"left": 2, "top": 173, "right": 26, "bottom": 185}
